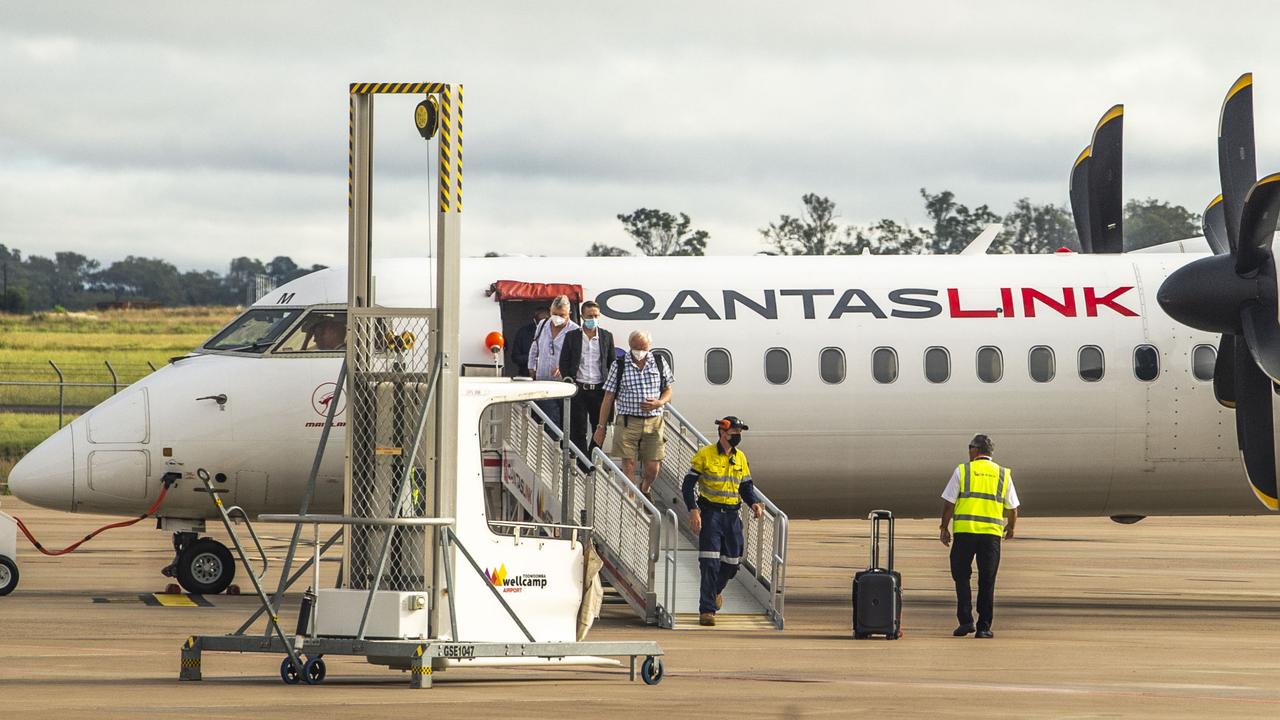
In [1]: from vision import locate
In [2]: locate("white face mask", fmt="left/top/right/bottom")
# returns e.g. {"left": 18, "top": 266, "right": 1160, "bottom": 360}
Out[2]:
{"left": 631, "top": 349, "right": 648, "bottom": 361}
{"left": 549, "top": 315, "right": 566, "bottom": 327}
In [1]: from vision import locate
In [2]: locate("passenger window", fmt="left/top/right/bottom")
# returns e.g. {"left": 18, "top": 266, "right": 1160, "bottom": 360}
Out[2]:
{"left": 706, "top": 348, "right": 732, "bottom": 385}
{"left": 924, "top": 346, "right": 950, "bottom": 384}
{"left": 274, "top": 310, "right": 347, "bottom": 353}
{"left": 1029, "top": 346, "right": 1055, "bottom": 383}
{"left": 872, "top": 347, "right": 898, "bottom": 384}
{"left": 819, "top": 347, "right": 846, "bottom": 384}
{"left": 1078, "top": 345, "right": 1104, "bottom": 382}
{"left": 976, "top": 346, "right": 1002, "bottom": 383}
{"left": 764, "top": 348, "right": 791, "bottom": 385}
{"left": 1133, "top": 345, "right": 1159, "bottom": 382}
{"left": 1192, "top": 344, "right": 1216, "bottom": 382}
{"left": 652, "top": 348, "right": 674, "bottom": 376}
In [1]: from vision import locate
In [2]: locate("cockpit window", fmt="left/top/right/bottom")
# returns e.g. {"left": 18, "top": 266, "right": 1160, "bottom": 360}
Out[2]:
{"left": 275, "top": 310, "right": 348, "bottom": 353}
{"left": 203, "top": 308, "right": 302, "bottom": 353}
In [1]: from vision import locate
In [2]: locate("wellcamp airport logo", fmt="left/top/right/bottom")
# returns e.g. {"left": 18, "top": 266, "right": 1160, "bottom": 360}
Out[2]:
{"left": 485, "top": 564, "right": 548, "bottom": 593}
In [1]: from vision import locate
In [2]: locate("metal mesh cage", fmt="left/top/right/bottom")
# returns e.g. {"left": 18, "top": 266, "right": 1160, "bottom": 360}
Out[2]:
{"left": 345, "top": 309, "right": 438, "bottom": 591}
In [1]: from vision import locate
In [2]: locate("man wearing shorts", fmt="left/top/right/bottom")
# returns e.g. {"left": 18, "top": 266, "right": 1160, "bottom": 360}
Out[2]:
{"left": 593, "top": 330, "right": 673, "bottom": 497}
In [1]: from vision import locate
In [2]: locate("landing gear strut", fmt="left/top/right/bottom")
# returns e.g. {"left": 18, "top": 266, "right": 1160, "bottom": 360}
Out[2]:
{"left": 163, "top": 531, "right": 236, "bottom": 595}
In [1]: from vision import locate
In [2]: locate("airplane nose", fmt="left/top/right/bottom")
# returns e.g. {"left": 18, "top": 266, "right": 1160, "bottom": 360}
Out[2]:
{"left": 8, "top": 424, "right": 75, "bottom": 512}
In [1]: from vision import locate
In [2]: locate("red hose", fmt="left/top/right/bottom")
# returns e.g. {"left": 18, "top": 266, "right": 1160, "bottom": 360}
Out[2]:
{"left": 14, "top": 484, "right": 171, "bottom": 557}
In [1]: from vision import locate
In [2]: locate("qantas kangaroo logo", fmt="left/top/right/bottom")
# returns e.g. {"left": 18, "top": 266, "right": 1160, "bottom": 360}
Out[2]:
{"left": 309, "top": 382, "right": 348, "bottom": 418}
{"left": 596, "top": 286, "right": 1139, "bottom": 321}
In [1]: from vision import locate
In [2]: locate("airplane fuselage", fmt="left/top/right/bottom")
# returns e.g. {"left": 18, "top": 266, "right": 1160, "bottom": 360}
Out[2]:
{"left": 8, "top": 253, "right": 1261, "bottom": 521}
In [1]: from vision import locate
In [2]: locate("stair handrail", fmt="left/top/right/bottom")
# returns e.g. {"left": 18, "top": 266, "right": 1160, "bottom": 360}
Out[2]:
{"left": 519, "top": 400, "right": 670, "bottom": 622}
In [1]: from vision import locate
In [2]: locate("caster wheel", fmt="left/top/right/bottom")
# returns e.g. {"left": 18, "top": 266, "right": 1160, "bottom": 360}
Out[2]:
{"left": 280, "top": 657, "right": 302, "bottom": 685}
{"left": 0, "top": 556, "right": 19, "bottom": 596}
{"left": 177, "top": 538, "right": 236, "bottom": 595}
{"left": 304, "top": 656, "right": 327, "bottom": 684}
{"left": 640, "top": 655, "right": 664, "bottom": 685}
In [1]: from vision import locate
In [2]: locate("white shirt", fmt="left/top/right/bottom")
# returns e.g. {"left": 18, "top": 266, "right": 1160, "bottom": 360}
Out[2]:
{"left": 941, "top": 458, "right": 1020, "bottom": 508}
{"left": 578, "top": 331, "right": 603, "bottom": 384}
{"left": 527, "top": 318, "right": 579, "bottom": 380}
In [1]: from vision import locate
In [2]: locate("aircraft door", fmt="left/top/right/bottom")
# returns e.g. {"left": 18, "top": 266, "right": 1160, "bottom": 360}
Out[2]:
{"left": 486, "top": 280, "right": 584, "bottom": 377}
{"left": 71, "top": 386, "right": 154, "bottom": 513}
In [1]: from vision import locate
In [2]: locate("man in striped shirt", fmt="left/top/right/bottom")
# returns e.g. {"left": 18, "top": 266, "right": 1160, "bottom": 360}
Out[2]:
{"left": 593, "top": 330, "right": 673, "bottom": 497}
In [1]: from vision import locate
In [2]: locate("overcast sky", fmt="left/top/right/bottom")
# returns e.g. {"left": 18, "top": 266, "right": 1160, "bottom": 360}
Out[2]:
{"left": 3, "top": 1, "right": 1280, "bottom": 271}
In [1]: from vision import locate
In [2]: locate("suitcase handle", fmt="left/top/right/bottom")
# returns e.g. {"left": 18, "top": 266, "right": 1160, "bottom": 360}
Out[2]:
{"left": 867, "top": 509, "right": 894, "bottom": 571}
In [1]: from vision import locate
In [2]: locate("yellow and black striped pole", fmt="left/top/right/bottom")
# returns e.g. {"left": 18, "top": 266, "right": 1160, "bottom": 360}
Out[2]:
{"left": 347, "top": 82, "right": 461, "bottom": 215}
{"left": 343, "top": 82, "right": 463, "bottom": 643}
{"left": 438, "top": 84, "right": 454, "bottom": 213}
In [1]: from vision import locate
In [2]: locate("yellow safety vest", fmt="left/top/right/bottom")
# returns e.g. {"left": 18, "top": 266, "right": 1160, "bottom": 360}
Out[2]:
{"left": 691, "top": 444, "right": 751, "bottom": 507}
{"left": 952, "top": 458, "right": 1010, "bottom": 537}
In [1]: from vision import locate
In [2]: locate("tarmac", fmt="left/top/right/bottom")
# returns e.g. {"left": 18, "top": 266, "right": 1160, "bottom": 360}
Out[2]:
{"left": 3, "top": 496, "right": 1280, "bottom": 718}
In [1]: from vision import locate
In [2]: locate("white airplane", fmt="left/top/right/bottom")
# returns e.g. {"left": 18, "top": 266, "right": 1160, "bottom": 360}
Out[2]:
{"left": 7, "top": 74, "right": 1280, "bottom": 597}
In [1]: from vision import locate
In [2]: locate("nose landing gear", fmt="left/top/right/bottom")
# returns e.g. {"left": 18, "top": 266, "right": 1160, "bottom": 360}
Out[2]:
{"left": 164, "top": 531, "right": 236, "bottom": 595}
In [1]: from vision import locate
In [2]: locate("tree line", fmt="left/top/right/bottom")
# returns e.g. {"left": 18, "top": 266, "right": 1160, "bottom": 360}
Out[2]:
{"left": 1, "top": 189, "right": 1203, "bottom": 312}
{"left": 0, "top": 249, "right": 326, "bottom": 313}
{"left": 590, "top": 190, "right": 1202, "bottom": 257}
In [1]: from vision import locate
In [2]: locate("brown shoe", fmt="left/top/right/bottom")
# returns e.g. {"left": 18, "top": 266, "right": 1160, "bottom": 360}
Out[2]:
{"left": 699, "top": 612, "right": 716, "bottom": 626}
{"left": 715, "top": 594, "right": 723, "bottom": 610}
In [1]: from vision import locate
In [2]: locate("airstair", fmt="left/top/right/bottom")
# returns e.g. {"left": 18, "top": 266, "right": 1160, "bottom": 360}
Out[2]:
{"left": 485, "top": 396, "right": 788, "bottom": 629}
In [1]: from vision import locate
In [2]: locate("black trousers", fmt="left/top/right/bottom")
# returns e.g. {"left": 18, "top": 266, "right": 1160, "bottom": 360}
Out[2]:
{"left": 950, "top": 532, "right": 1002, "bottom": 629}
{"left": 568, "top": 386, "right": 606, "bottom": 459}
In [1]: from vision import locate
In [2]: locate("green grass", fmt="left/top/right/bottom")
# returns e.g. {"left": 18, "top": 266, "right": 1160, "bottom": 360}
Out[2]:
{"left": 0, "top": 307, "right": 238, "bottom": 484}
{"left": 0, "top": 306, "right": 235, "bottom": 407}
{"left": 0, "top": 412, "right": 79, "bottom": 488}
{"left": 0, "top": 412, "right": 74, "bottom": 457}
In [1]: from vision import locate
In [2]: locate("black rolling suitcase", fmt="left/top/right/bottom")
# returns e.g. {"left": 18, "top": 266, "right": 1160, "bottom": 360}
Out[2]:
{"left": 853, "top": 509, "right": 902, "bottom": 639}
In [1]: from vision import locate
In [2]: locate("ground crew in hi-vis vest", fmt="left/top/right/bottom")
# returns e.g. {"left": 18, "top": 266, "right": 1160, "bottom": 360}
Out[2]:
{"left": 939, "top": 434, "right": 1019, "bottom": 639}
{"left": 682, "top": 416, "right": 764, "bottom": 627}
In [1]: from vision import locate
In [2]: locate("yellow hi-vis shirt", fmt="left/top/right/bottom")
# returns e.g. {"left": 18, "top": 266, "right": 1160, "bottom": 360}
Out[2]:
{"left": 690, "top": 444, "right": 751, "bottom": 507}
{"left": 952, "top": 458, "right": 1011, "bottom": 537}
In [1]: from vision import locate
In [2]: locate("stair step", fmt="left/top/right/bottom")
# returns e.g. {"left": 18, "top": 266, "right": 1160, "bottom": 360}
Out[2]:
{"left": 672, "top": 613, "right": 777, "bottom": 630}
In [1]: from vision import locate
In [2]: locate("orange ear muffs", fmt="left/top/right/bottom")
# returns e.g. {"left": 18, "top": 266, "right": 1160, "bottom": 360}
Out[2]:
{"left": 716, "top": 419, "right": 731, "bottom": 430}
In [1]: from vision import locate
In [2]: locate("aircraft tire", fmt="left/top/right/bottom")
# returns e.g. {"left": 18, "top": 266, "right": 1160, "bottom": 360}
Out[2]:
{"left": 0, "top": 555, "right": 18, "bottom": 596}
{"left": 177, "top": 538, "right": 235, "bottom": 595}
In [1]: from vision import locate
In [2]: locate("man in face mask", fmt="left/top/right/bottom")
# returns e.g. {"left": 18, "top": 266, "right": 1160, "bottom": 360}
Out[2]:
{"left": 527, "top": 295, "right": 578, "bottom": 427}
{"left": 594, "top": 330, "right": 673, "bottom": 496}
{"left": 512, "top": 308, "right": 549, "bottom": 378}
{"left": 558, "top": 300, "right": 615, "bottom": 460}
{"left": 681, "top": 416, "right": 765, "bottom": 626}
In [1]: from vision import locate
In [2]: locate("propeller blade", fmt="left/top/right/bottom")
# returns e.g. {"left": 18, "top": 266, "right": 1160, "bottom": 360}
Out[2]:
{"left": 1214, "top": 334, "right": 1237, "bottom": 407}
{"left": 1069, "top": 146, "right": 1094, "bottom": 253}
{"left": 1241, "top": 303, "right": 1280, "bottom": 382}
{"left": 1219, "top": 72, "right": 1257, "bottom": 254}
{"left": 1236, "top": 173, "right": 1280, "bottom": 277}
{"left": 1087, "top": 105, "right": 1124, "bottom": 253}
{"left": 1233, "top": 335, "right": 1280, "bottom": 510}
{"left": 1203, "top": 195, "right": 1229, "bottom": 255}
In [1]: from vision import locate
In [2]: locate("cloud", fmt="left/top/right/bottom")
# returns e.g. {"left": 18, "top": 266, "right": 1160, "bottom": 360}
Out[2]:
{"left": 1, "top": 1, "right": 1279, "bottom": 270}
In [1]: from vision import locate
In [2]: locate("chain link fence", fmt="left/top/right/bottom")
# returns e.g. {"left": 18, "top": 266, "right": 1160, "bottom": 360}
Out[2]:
{"left": 0, "top": 359, "right": 157, "bottom": 427}
{"left": 344, "top": 309, "right": 437, "bottom": 593}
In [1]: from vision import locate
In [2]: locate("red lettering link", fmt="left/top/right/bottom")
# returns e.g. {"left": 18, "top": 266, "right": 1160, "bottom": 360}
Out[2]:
{"left": 947, "top": 288, "right": 998, "bottom": 318}
{"left": 1000, "top": 288, "right": 1015, "bottom": 317}
{"left": 1084, "top": 286, "right": 1138, "bottom": 317}
{"left": 1022, "top": 288, "right": 1077, "bottom": 318}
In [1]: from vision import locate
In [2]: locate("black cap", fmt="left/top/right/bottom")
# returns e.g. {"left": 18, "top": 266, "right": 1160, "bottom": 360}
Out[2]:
{"left": 719, "top": 416, "right": 749, "bottom": 431}
{"left": 969, "top": 434, "right": 994, "bottom": 454}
